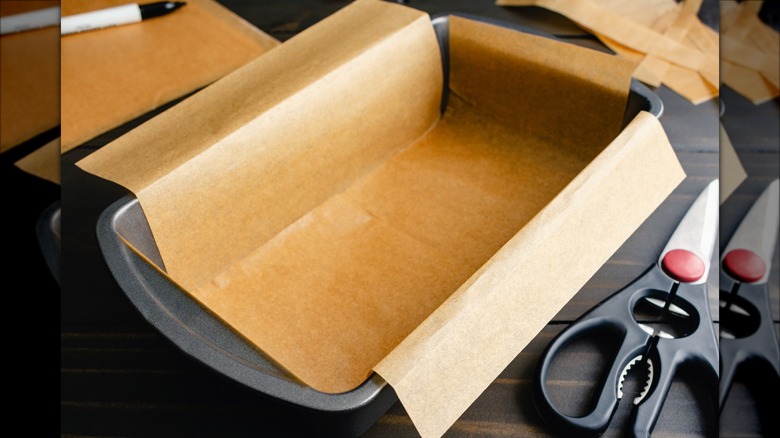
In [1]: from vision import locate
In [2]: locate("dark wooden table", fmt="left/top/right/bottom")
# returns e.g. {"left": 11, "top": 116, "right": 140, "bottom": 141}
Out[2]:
{"left": 57, "top": 1, "right": 779, "bottom": 437}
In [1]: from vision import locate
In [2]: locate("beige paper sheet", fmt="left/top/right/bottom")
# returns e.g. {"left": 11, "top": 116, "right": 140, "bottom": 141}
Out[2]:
{"left": 79, "top": 1, "right": 685, "bottom": 435}
{"left": 0, "top": 1, "right": 59, "bottom": 153}
{"left": 80, "top": 0, "right": 445, "bottom": 392}
{"left": 497, "top": 0, "right": 718, "bottom": 87}
{"left": 720, "top": 0, "right": 739, "bottom": 30}
{"left": 596, "top": 24, "right": 717, "bottom": 106}
{"left": 593, "top": 0, "right": 678, "bottom": 28}
{"left": 15, "top": 137, "right": 61, "bottom": 184}
{"left": 688, "top": 16, "right": 720, "bottom": 55}
{"left": 60, "top": 0, "right": 279, "bottom": 153}
{"left": 378, "top": 113, "right": 682, "bottom": 438}
{"left": 722, "top": 60, "right": 780, "bottom": 105}
{"left": 722, "top": 34, "right": 780, "bottom": 89}
{"left": 632, "top": 7, "right": 690, "bottom": 88}
{"left": 499, "top": 0, "right": 719, "bottom": 105}
{"left": 374, "top": 17, "right": 683, "bottom": 437}
{"left": 723, "top": 0, "right": 762, "bottom": 37}
{"left": 721, "top": 0, "right": 780, "bottom": 103}
{"left": 719, "top": 123, "right": 746, "bottom": 204}
{"left": 747, "top": 19, "right": 780, "bottom": 55}
{"left": 663, "top": 62, "right": 719, "bottom": 105}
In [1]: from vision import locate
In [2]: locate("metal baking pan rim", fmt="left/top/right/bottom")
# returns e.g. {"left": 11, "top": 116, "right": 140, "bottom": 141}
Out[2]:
{"left": 98, "top": 196, "right": 391, "bottom": 414}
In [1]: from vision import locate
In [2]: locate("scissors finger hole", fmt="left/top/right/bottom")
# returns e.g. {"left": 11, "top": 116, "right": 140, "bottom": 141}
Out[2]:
{"left": 543, "top": 325, "right": 622, "bottom": 417}
{"left": 632, "top": 292, "right": 699, "bottom": 339}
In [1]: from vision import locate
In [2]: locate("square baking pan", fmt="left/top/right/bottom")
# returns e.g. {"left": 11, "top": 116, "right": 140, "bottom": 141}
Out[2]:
{"left": 95, "top": 13, "right": 662, "bottom": 437}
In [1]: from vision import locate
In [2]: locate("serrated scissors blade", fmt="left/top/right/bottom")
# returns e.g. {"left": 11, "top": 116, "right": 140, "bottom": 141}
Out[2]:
{"left": 722, "top": 179, "right": 779, "bottom": 284}
{"left": 658, "top": 180, "right": 719, "bottom": 285}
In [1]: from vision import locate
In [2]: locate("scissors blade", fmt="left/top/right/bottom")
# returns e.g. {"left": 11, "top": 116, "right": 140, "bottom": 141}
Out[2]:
{"left": 722, "top": 179, "right": 779, "bottom": 284}
{"left": 658, "top": 180, "right": 719, "bottom": 284}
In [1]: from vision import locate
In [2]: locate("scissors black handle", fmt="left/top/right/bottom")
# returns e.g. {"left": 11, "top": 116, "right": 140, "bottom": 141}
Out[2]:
{"left": 533, "top": 265, "right": 719, "bottom": 437}
{"left": 719, "top": 277, "right": 780, "bottom": 411}
{"left": 632, "top": 275, "right": 719, "bottom": 438}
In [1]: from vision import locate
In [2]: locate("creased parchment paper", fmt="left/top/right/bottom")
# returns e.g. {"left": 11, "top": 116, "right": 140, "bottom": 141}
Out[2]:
{"left": 497, "top": 0, "right": 720, "bottom": 105}
{"left": 719, "top": 123, "right": 746, "bottom": 203}
{"left": 78, "top": 1, "right": 685, "bottom": 436}
{"left": 720, "top": 0, "right": 780, "bottom": 104}
{"left": 15, "top": 137, "right": 60, "bottom": 184}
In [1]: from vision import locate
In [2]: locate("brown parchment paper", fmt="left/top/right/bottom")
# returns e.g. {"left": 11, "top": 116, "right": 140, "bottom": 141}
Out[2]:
{"left": 497, "top": 0, "right": 718, "bottom": 87}
{"left": 374, "top": 16, "right": 683, "bottom": 437}
{"left": 15, "top": 137, "right": 60, "bottom": 184}
{"left": 498, "top": 0, "right": 720, "bottom": 105}
{"left": 79, "top": 0, "right": 444, "bottom": 391}
{"left": 719, "top": 123, "right": 746, "bottom": 203}
{"left": 720, "top": 1, "right": 780, "bottom": 103}
{"left": 60, "top": 0, "right": 279, "bottom": 153}
{"left": 0, "top": 1, "right": 59, "bottom": 153}
{"left": 78, "top": 1, "right": 685, "bottom": 435}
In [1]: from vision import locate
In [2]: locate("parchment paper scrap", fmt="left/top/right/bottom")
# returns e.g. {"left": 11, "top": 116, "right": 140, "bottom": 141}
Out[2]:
{"left": 60, "top": 0, "right": 279, "bottom": 153}
{"left": 0, "top": 1, "right": 59, "bottom": 153}
{"left": 15, "top": 137, "right": 60, "bottom": 184}
{"left": 497, "top": 0, "right": 719, "bottom": 104}
{"left": 719, "top": 123, "right": 746, "bottom": 204}
{"left": 720, "top": 0, "right": 779, "bottom": 104}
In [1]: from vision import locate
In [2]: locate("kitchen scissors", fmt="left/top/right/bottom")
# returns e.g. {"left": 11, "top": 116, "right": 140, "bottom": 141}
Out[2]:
{"left": 719, "top": 179, "right": 779, "bottom": 420}
{"left": 533, "top": 180, "right": 720, "bottom": 437}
